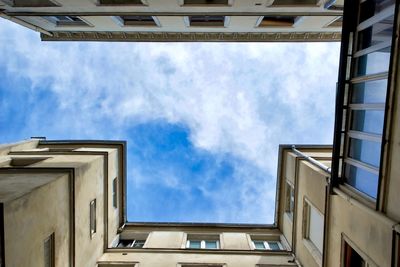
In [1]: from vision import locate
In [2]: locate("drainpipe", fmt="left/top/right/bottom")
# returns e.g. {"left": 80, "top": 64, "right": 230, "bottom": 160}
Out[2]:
{"left": 0, "top": 12, "right": 53, "bottom": 36}
{"left": 291, "top": 145, "right": 331, "bottom": 174}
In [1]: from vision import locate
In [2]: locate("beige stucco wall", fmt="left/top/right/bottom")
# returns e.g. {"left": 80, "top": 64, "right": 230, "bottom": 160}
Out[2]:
{"left": 4, "top": 173, "right": 71, "bottom": 267}
{"left": 145, "top": 231, "right": 186, "bottom": 249}
{"left": 326, "top": 193, "right": 394, "bottom": 267}
{"left": 294, "top": 161, "right": 327, "bottom": 267}
{"left": 73, "top": 155, "right": 105, "bottom": 267}
{"left": 97, "top": 251, "right": 297, "bottom": 267}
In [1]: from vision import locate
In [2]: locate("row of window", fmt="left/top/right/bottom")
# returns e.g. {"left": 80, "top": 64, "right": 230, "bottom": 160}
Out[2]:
{"left": 41, "top": 15, "right": 342, "bottom": 28}
{"left": 115, "top": 236, "right": 286, "bottom": 251}
{"left": 10, "top": 0, "right": 321, "bottom": 8}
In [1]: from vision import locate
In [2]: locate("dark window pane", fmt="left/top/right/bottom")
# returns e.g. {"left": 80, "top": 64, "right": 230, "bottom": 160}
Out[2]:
{"left": 359, "top": 0, "right": 395, "bottom": 23}
{"left": 184, "top": 0, "right": 229, "bottom": 4}
{"left": 254, "top": 241, "right": 265, "bottom": 249}
{"left": 345, "top": 164, "right": 379, "bottom": 198}
{"left": 205, "top": 241, "right": 217, "bottom": 249}
{"left": 133, "top": 240, "right": 145, "bottom": 248}
{"left": 268, "top": 242, "right": 281, "bottom": 250}
{"left": 351, "top": 110, "right": 385, "bottom": 134}
{"left": 189, "top": 240, "right": 201, "bottom": 248}
{"left": 351, "top": 80, "right": 387, "bottom": 104}
{"left": 99, "top": 0, "right": 143, "bottom": 4}
{"left": 355, "top": 47, "right": 391, "bottom": 76}
{"left": 348, "top": 138, "right": 381, "bottom": 167}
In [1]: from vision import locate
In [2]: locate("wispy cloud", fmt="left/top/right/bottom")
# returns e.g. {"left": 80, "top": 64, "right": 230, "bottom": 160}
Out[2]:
{"left": 0, "top": 18, "right": 340, "bottom": 223}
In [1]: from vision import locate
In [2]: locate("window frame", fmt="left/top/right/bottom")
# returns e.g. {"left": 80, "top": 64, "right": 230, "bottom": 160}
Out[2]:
{"left": 256, "top": 15, "right": 301, "bottom": 27}
{"left": 114, "top": 15, "right": 161, "bottom": 27}
{"left": 112, "top": 177, "right": 118, "bottom": 209}
{"left": 302, "top": 198, "right": 324, "bottom": 265}
{"left": 3, "top": 0, "right": 60, "bottom": 7}
{"left": 96, "top": 0, "right": 146, "bottom": 6}
{"left": 43, "top": 16, "right": 92, "bottom": 27}
{"left": 178, "top": 0, "right": 233, "bottom": 6}
{"left": 90, "top": 199, "right": 96, "bottom": 238}
{"left": 285, "top": 181, "right": 295, "bottom": 220}
{"left": 341, "top": 234, "right": 378, "bottom": 267}
{"left": 252, "top": 240, "right": 284, "bottom": 251}
{"left": 184, "top": 16, "right": 230, "bottom": 27}
{"left": 185, "top": 234, "right": 220, "bottom": 250}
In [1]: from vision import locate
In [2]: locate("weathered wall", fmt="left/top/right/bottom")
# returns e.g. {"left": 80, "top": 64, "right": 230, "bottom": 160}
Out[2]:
{"left": 4, "top": 173, "right": 70, "bottom": 267}
{"left": 326, "top": 193, "right": 393, "bottom": 267}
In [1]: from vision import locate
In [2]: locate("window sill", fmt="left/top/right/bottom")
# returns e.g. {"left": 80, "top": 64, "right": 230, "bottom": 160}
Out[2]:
{"left": 302, "top": 239, "right": 322, "bottom": 267}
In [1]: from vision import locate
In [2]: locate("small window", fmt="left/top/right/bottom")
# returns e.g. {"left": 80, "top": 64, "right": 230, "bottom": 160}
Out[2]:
{"left": 8, "top": 0, "right": 58, "bottom": 7}
{"left": 343, "top": 241, "right": 367, "bottom": 267}
{"left": 112, "top": 177, "right": 118, "bottom": 209}
{"left": 43, "top": 16, "right": 89, "bottom": 26}
{"left": 97, "top": 0, "right": 144, "bottom": 5}
{"left": 186, "top": 234, "right": 220, "bottom": 249}
{"left": 285, "top": 182, "right": 295, "bottom": 219}
{"left": 90, "top": 199, "right": 96, "bottom": 238}
{"left": 257, "top": 16, "right": 296, "bottom": 27}
{"left": 44, "top": 233, "right": 55, "bottom": 267}
{"left": 179, "top": 264, "right": 225, "bottom": 267}
{"left": 303, "top": 200, "right": 324, "bottom": 255}
{"left": 188, "top": 16, "right": 226, "bottom": 27}
{"left": 270, "top": 0, "right": 318, "bottom": 6}
{"left": 395, "top": 233, "right": 400, "bottom": 267}
{"left": 117, "top": 239, "right": 146, "bottom": 248}
{"left": 182, "top": 0, "right": 230, "bottom": 5}
{"left": 117, "top": 16, "right": 159, "bottom": 26}
{"left": 252, "top": 240, "right": 284, "bottom": 251}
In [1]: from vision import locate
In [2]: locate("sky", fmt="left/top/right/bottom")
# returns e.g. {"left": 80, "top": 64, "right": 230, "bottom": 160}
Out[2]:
{"left": 0, "top": 18, "right": 340, "bottom": 224}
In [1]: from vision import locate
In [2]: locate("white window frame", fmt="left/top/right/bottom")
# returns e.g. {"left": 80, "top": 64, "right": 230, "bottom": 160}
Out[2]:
{"left": 252, "top": 240, "right": 284, "bottom": 250}
{"left": 302, "top": 198, "right": 324, "bottom": 265}
{"left": 186, "top": 239, "right": 220, "bottom": 249}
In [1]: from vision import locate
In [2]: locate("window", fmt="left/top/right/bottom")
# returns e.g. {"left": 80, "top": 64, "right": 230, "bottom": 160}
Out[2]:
{"left": 116, "top": 16, "right": 159, "bottom": 26}
{"left": 303, "top": 200, "right": 324, "bottom": 256}
{"left": 252, "top": 240, "right": 284, "bottom": 251}
{"left": 186, "top": 234, "right": 220, "bottom": 249}
{"left": 6, "top": 0, "right": 58, "bottom": 7}
{"left": 179, "top": 264, "right": 225, "bottom": 267}
{"left": 257, "top": 16, "right": 297, "bottom": 27}
{"left": 43, "top": 16, "right": 90, "bottom": 27}
{"left": 181, "top": 0, "right": 230, "bottom": 5}
{"left": 343, "top": 241, "right": 367, "bottom": 267}
{"left": 270, "top": 0, "right": 317, "bottom": 6}
{"left": 44, "top": 233, "right": 55, "bottom": 267}
{"left": 97, "top": 0, "right": 144, "bottom": 5}
{"left": 395, "top": 233, "right": 400, "bottom": 267}
{"left": 90, "top": 199, "right": 96, "bottom": 238}
{"left": 117, "top": 239, "right": 146, "bottom": 248}
{"left": 112, "top": 177, "right": 118, "bottom": 208}
{"left": 332, "top": 0, "right": 397, "bottom": 201}
{"left": 187, "top": 16, "right": 226, "bottom": 27}
{"left": 285, "top": 182, "right": 295, "bottom": 219}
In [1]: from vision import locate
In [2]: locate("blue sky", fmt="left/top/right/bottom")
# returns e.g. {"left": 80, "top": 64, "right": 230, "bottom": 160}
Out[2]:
{"left": 0, "top": 18, "right": 340, "bottom": 224}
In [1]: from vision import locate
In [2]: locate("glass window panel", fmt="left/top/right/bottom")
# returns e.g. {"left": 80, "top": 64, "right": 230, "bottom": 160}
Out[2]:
{"left": 351, "top": 79, "right": 387, "bottom": 104}
{"left": 254, "top": 241, "right": 266, "bottom": 249}
{"left": 351, "top": 110, "right": 385, "bottom": 134}
{"left": 309, "top": 206, "right": 324, "bottom": 253}
{"left": 345, "top": 164, "right": 379, "bottom": 198}
{"left": 133, "top": 240, "right": 145, "bottom": 248}
{"left": 344, "top": 242, "right": 366, "bottom": 267}
{"left": 348, "top": 138, "right": 381, "bottom": 167}
{"left": 357, "top": 17, "right": 394, "bottom": 51}
{"left": 189, "top": 240, "right": 201, "bottom": 249}
{"left": 355, "top": 47, "right": 391, "bottom": 76}
{"left": 205, "top": 241, "right": 217, "bottom": 249}
{"left": 267, "top": 241, "right": 281, "bottom": 250}
{"left": 359, "top": 0, "right": 395, "bottom": 23}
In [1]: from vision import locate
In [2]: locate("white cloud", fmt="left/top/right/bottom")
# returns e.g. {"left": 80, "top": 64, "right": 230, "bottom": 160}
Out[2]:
{"left": 0, "top": 18, "right": 340, "bottom": 223}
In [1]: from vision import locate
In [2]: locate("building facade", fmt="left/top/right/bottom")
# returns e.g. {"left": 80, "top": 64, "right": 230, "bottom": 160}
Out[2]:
{"left": 0, "top": 0, "right": 343, "bottom": 41}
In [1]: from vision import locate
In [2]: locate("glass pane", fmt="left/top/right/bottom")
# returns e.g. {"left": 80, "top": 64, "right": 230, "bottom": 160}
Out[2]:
{"left": 309, "top": 206, "right": 324, "bottom": 253}
{"left": 133, "top": 240, "right": 145, "bottom": 248}
{"left": 345, "top": 164, "right": 379, "bottom": 198}
{"left": 351, "top": 79, "right": 387, "bottom": 104}
{"left": 348, "top": 138, "right": 381, "bottom": 167}
{"left": 205, "top": 241, "right": 217, "bottom": 249}
{"left": 357, "top": 16, "right": 394, "bottom": 51}
{"left": 189, "top": 240, "right": 201, "bottom": 249}
{"left": 359, "top": 0, "right": 395, "bottom": 23}
{"left": 351, "top": 110, "right": 385, "bottom": 134}
{"left": 254, "top": 241, "right": 266, "bottom": 249}
{"left": 267, "top": 242, "right": 281, "bottom": 250}
{"left": 344, "top": 242, "right": 366, "bottom": 267}
{"left": 355, "top": 47, "right": 391, "bottom": 76}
